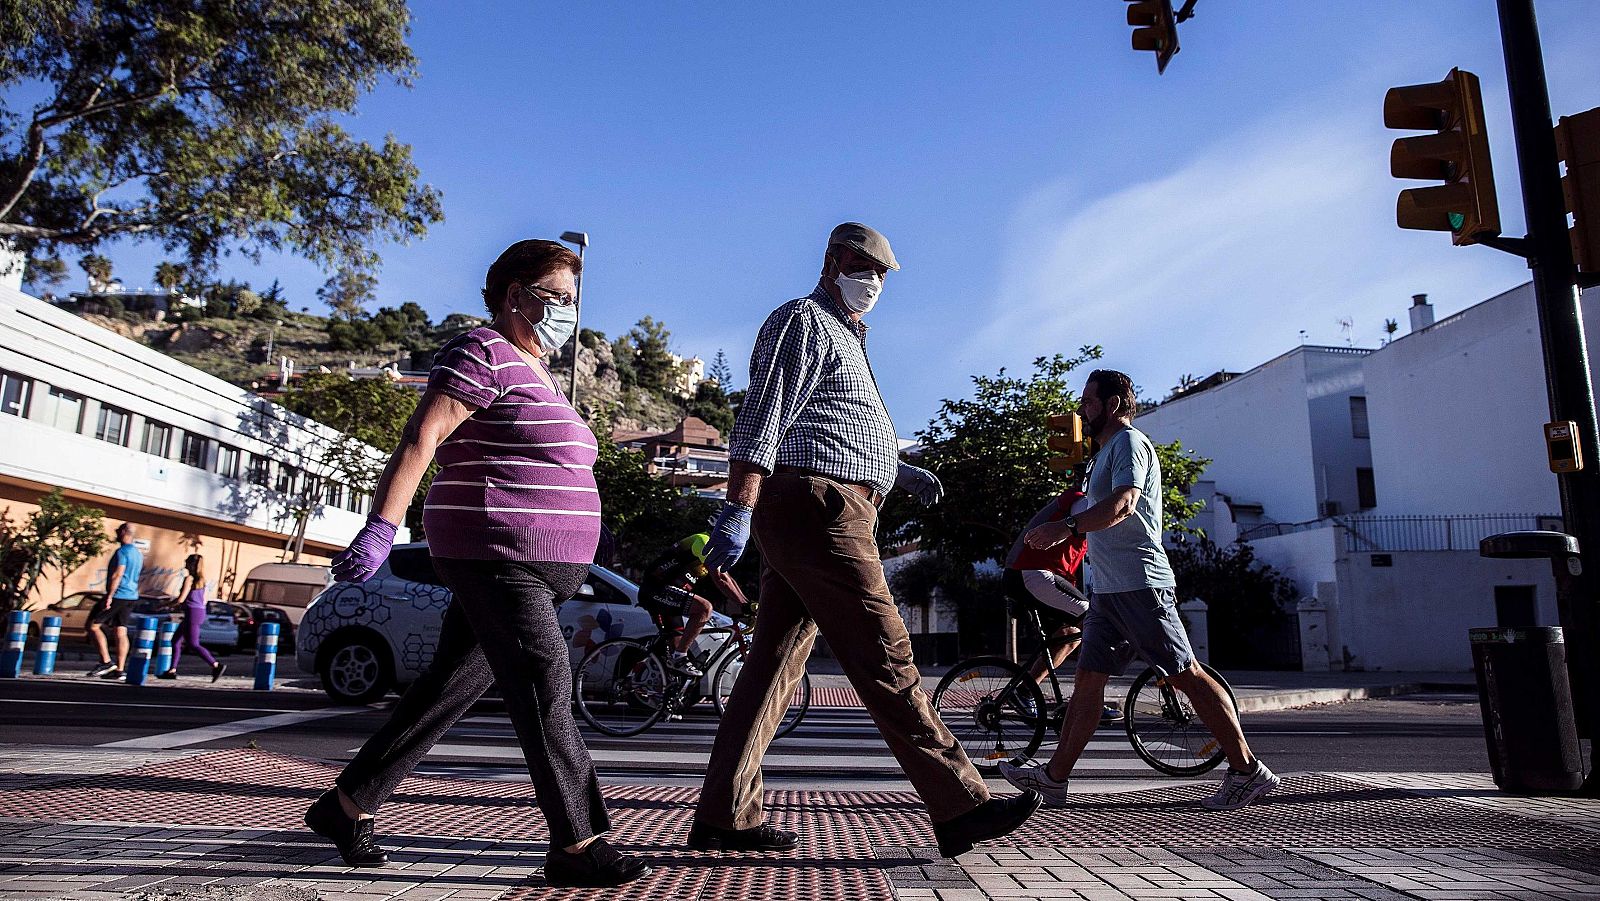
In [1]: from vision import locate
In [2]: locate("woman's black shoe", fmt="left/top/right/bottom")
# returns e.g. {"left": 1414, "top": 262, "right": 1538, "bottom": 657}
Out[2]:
{"left": 211, "top": 662, "right": 226, "bottom": 683}
{"left": 933, "top": 791, "right": 1042, "bottom": 858}
{"left": 543, "top": 837, "right": 650, "bottom": 887}
{"left": 686, "top": 820, "right": 799, "bottom": 851}
{"left": 303, "top": 789, "right": 389, "bottom": 867}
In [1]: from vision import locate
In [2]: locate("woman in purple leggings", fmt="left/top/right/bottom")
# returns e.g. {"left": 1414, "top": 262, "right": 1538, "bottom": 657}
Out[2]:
{"left": 159, "top": 554, "right": 226, "bottom": 682}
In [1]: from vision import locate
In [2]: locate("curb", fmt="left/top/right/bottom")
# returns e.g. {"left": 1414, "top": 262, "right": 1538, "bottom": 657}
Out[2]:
{"left": 1236, "top": 681, "right": 1474, "bottom": 713}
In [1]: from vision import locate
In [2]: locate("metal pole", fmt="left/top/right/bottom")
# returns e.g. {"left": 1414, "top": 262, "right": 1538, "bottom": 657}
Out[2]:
{"left": 1497, "top": 0, "right": 1600, "bottom": 792}
{"left": 570, "top": 244, "right": 584, "bottom": 403}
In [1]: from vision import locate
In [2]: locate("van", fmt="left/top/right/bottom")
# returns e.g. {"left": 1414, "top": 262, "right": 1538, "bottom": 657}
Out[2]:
{"left": 234, "top": 562, "right": 331, "bottom": 651}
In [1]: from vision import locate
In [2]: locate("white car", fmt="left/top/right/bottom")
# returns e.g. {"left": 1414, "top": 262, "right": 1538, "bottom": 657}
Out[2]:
{"left": 295, "top": 542, "right": 731, "bottom": 704}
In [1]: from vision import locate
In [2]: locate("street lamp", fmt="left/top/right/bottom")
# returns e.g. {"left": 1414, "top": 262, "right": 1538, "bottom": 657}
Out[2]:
{"left": 559, "top": 230, "right": 589, "bottom": 404}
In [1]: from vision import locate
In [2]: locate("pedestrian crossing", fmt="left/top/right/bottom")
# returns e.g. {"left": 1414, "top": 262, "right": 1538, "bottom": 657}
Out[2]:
{"left": 400, "top": 702, "right": 1189, "bottom": 783}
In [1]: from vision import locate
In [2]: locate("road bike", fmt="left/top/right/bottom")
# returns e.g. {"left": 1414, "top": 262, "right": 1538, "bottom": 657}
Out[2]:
{"left": 932, "top": 592, "right": 1237, "bottom": 776}
{"left": 574, "top": 603, "right": 811, "bottom": 738}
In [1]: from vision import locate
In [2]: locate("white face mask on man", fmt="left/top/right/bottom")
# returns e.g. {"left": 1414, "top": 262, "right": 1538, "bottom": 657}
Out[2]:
{"left": 835, "top": 270, "right": 883, "bottom": 315}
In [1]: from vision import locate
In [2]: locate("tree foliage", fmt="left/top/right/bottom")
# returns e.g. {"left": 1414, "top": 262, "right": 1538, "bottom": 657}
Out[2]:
{"left": 889, "top": 349, "right": 1210, "bottom": 572}
{"left": 1168, "top": 535, "right": 1299, "bottom": 666}
{"left": 279, "top": 370, "right": 427, "bottom": 530}
{"left": 684, "top": 378, "right": 734, "bottom": 437}
{"left": 0, "top": 0, "right": 443, "bottom": 280}
{"left": 589, "top": 408, "right": 716, "bottom": 575}
{"left": 0, "top": 488, "right": 108, "bottom": 613}
{"left": 626, "top": 316, "right": 678, "bottom": 391}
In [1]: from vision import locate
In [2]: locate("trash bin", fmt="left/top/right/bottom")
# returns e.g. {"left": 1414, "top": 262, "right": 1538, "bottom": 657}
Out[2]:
{"left": 1469, "top": 626, "right": 1584, "bottom": 793}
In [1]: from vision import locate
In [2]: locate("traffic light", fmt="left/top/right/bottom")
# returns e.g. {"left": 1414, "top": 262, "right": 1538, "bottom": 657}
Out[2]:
{"left": 1555, "top": 107, "right": 1600, "bottom": 275}
{"left": 1046, "top": 413, "right": 1091, "bottom": 473}
{"left": 1385, "top": 68, "right": 1501, "bottom": 246}
{"left": 1126, "top": 0, "right": 1179, "bottom": 75}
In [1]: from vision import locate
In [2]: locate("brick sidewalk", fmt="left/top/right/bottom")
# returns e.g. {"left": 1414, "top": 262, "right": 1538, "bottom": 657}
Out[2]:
{"left": 0, "top": 748, "right": 1596, "bottom": 900}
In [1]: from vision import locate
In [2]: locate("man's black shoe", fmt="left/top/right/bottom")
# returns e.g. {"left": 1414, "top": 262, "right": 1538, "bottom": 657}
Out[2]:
{"left": 87, "top": 662, "right": 114, "bottom": 678}
{"left": 686, "top": 820, "right": 799, "bottom": 852}
{"left": 543, "top": 837, "right": 651, "bottom": 887}
{"left": 933, "top": 791, "right": 1042, "bottom": 858}
{"left": 304, "top": 789, "right": 389, "bottom": 867}
{"left": 100, "top": 668, "right": 125, "bottom": 681}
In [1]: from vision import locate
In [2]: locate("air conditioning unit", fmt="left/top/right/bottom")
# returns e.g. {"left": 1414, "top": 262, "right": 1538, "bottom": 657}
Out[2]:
{"left": 1319, "top": 500, "right": 1343, "bottom": 517}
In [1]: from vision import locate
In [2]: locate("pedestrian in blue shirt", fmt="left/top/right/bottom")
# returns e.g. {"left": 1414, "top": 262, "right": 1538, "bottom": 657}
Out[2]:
{"left": 87, "top": 522, "right": 142, "bottom": 680}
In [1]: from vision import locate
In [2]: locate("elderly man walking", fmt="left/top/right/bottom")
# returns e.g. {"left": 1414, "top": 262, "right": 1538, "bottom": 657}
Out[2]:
{"left": 689, "top": 223, "right": 1040, "bottom": 859}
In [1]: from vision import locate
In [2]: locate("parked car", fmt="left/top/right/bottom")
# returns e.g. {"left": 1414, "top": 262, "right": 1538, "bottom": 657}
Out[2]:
{"left": 29, "top": 591, "right": 102, "bottom": 644}
{"left": 128, "top": 597, "right": 240, "bottom": 653}
{"left": 295, "top": 542, "right": 732, "bottom": 704}
{"left": 232, "top": 562, "right": 332, "bottom": 653}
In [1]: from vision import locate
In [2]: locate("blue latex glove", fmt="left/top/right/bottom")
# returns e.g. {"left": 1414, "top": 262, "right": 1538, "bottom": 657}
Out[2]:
{"left": 704, "top": 502, "right": 754, "bottom": 572}
{"left": 330, "top": 513, "right": 399, "bottom": 583}
{"left": 896, "top": 462, "right": 944, "bottom": 506}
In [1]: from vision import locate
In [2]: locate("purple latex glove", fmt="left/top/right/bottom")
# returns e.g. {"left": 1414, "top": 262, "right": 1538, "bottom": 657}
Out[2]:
{"left": 331, "top": 513, "right": 399, "bottom": 583}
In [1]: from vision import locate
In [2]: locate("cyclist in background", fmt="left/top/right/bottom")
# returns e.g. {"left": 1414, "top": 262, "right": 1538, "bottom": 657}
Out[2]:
{"left": 1003, "top": 487, "right": 1091, "bottom": 682}
{"left": 638, "top": 533, "right": 749, "bottom": 678}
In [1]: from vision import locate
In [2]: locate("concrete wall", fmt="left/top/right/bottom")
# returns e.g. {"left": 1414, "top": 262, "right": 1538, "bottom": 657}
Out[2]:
{"left": 1303, "top": 349, "right": 1373, "bottom": 515}
{"left": 1248, "top": 526, "right": 1342, "bottom": 597}
{"left": 1333, "top": 547, "right": 1557, "bottom": 671}
{"left": 1, "top": 480, "right": 332, "bottom": 609}
{"left": 1137, "top": 349, "right": 1333, "bottom": 525}
{"left": 1362, "top": 284, "right": 1567, "bottom": 516}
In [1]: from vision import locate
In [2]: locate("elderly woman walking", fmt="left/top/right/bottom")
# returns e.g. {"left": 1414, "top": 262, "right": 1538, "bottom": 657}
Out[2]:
{"left": 303, "top": 240, "right": 648, "bottom": 887}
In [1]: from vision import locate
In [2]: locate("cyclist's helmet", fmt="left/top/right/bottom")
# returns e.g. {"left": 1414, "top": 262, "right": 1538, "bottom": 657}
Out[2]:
{"left": 683, "top": 532, "right": 711, "bottom": 561}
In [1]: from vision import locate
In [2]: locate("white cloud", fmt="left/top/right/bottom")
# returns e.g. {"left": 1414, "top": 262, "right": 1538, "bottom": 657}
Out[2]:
{"left": 971, "top": 101, "right": 1530, "bottom": 398}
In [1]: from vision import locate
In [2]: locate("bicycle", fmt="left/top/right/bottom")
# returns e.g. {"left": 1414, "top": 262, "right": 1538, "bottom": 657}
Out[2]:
{"left": 932, "top": 592, "right": 1237, "bottom": 776}
{"left": 574, "top": 602, "right": 811, "bottom": 738}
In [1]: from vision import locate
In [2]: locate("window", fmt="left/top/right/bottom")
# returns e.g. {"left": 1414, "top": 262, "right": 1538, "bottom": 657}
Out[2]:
{"left": 43, "top": 388, "right": 84, "bottom": 433}
{"left": 387, "top": 546, "right": 444, "bottom": 586}
{"left": 247, "top": 454, "right": 271, "bottom": 486}
{"left": 141, "top": 421, "right": 172, "bottom": 457}
{"left": 95, "top": 405, "right": 131, "bottom": 446}
{"left": 215, "top": 444, "right": 241, "bottom": 479}
{"left": 324, "top": 481, "right": 344, "bottom": 507}
{"left": 0, "top": 370, "right": 30, "bottom": 417}
{"left": 346, "top": 491, "right": 367, "bottom": 514}
{"left": 1349, "top": 396, "right": 1370, "bottom": 439}
{"left": 1356, "top": 467, "right": 1377, "bottom": 510}
{"left": 180, "top": 432, "right": 210, "bottom": 468}
{"left": 276, "top": 465, "right": 298, "bottom": 495}
{"left": 583, "top": 573, "right": 634, "bottom": 607}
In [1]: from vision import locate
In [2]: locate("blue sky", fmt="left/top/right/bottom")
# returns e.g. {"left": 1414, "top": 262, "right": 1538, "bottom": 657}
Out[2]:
{"left": 69, "top": 1, "right": 1600, "bottom": 434}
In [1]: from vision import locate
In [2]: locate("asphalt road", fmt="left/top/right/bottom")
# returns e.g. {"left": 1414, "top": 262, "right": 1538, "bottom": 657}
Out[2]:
{"left": 0, "top": 677, "right": 1498, "bottom": 793}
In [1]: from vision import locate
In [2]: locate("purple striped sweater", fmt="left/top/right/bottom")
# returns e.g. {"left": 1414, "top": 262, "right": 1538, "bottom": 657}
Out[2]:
{"left": 422, "top": 327, "right": 602, "bottom": 563}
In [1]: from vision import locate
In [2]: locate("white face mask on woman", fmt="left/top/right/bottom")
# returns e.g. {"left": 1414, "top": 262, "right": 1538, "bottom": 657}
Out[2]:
{"left": 835, "top": 270, "right": 883, "bottom": 315}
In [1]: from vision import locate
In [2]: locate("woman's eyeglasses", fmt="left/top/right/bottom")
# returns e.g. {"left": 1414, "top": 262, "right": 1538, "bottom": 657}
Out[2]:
{"left": 521, "top": 284, "right": 577, "bottom": 307}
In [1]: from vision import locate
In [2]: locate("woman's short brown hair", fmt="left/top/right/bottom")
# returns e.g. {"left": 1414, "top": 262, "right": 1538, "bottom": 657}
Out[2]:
{"left": 481, "top": 239, "right": 582, "bottom": 316}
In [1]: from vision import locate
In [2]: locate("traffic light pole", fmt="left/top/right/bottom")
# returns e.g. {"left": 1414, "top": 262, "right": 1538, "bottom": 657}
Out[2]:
{"left": 1497, "top": 0, "right": 1600, "bottom": 793}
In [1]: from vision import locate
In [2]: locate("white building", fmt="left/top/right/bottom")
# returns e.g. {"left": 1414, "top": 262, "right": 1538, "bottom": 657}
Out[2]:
{"left": 1136, "top": 284, "right": 1587, "bottom": 671}
{"left": 0, "top": 283, "right": 398, "bottom": 605}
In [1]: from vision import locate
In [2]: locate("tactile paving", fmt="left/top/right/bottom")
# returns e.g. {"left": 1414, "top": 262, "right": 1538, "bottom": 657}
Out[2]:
{"left": 2, "top": 749, "right": 1596, "bottom": 901}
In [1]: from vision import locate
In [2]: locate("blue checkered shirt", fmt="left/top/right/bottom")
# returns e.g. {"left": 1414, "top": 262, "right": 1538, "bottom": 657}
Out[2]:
{"left": 729, "top": 283, "right": 900, "bottom": 496}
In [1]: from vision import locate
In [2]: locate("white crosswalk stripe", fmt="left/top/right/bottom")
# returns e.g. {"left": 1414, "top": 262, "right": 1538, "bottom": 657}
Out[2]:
{"left": 400, "top": 705, "right": 1181, "bottom": 781}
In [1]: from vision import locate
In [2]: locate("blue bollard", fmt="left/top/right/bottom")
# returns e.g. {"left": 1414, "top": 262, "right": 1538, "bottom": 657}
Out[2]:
{"left": 254, "top": 622, "right": 279, "bottom": 690}
{"left": 1, "top": 610, "right": 27, "bottom": 678}
{"left": 125, "top": 616, "right": 157, "bottom": 685}
{"left": 33, "top": 615, "right": 61, "bottom": 676}
{"left": 154, "top": 619, "right": 178, "bottom": 675}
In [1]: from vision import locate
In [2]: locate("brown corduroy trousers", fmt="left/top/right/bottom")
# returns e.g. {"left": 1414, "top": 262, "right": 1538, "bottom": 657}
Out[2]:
{"left": 696, "top": 472, "right": 990, "bottom": 828}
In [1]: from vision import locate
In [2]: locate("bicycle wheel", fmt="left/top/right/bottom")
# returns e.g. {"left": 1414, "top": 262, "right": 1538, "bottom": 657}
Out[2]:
{"left": 932, "top": 656, "right": 1046, "bottom": 774}
{"left": 709, "top": 644, "right": 812, "bottom": 739}
{"left": 1123, "top": 661, "right": 1238, "bottom": 776}
{"left": 574, "top": 638, "right": 668, "bottom": 737}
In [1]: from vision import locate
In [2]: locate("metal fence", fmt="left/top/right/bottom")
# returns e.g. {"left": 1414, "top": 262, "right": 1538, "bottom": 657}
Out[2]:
{"left": 1340, "top": 514, "right": 1559, "bottom": 552}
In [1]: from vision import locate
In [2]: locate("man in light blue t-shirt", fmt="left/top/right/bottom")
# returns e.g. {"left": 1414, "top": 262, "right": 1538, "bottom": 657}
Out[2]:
{"left": 1000, "top": 369, "right": 1279, "bottom": 812}
{"left": 87, "top": 522, "right": 143, "bottom": 680}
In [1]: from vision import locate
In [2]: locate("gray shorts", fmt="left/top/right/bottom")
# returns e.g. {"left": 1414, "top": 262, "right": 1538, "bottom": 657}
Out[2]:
{"left": 1076, "top": 586, "right": 1194, "bottom": 677}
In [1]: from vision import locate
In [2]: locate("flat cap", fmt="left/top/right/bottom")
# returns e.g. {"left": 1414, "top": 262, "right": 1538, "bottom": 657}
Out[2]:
{"left": 828, "top": 222, "right": 899, "bottom": 271}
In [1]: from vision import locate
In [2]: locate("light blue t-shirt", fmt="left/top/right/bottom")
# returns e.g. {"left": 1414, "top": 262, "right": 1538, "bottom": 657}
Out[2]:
{"left": 109, "top": 544, "right": 143, "bottom": 600}
{"left": 1085, "top": 427, "right": 1175, "bottom": 593}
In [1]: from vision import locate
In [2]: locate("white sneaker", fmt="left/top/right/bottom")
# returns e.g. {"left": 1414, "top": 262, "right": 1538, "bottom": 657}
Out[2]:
{"left": 1201, "top": 759, "right": 1280, "bottom": 811}
{"left": 997, "top": 761, "right": 1071, "bottom": 808}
